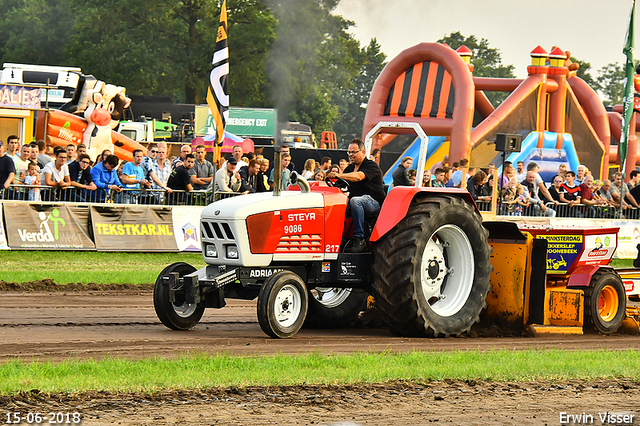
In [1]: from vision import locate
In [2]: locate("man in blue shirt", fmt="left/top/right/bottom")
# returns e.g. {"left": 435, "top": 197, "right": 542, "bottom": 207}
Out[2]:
{"left": 121, "top": 149, "right": 151, "bottom": 204}
{"left": 90, "top": 155, "right": 123, "bottom": 202}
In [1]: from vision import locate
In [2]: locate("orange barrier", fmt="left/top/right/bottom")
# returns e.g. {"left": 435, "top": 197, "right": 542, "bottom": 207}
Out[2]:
{"left": 320, "top": 131, "right": 337, "bottom": 149}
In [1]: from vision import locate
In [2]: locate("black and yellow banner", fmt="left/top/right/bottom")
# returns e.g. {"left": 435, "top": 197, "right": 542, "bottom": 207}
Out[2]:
{"left": 206, "top": 0, "right": 229, "bottom": 159}
{"left": 90, "top": 206, "right": 177, "bottom": 251}
{"left": 3, "top": 203, "right": 94, "bottom": 249}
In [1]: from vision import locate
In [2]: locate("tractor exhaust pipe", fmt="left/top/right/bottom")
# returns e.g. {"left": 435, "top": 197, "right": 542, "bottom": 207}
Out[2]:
{"left": 273, "top": 148, "right": 281, "bottom": 196}
{"left": 289, "top": 172, "right": 310, "bottom": 193}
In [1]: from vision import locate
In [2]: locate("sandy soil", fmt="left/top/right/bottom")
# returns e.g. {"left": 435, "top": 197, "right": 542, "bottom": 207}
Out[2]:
{"left": 1, "top": 290, "right": 639, "bottom": 425}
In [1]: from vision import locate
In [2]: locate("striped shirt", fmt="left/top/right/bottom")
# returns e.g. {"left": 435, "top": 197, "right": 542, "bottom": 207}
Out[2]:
{"left": 151, "top": 159, "right": 172, "bottom": 190}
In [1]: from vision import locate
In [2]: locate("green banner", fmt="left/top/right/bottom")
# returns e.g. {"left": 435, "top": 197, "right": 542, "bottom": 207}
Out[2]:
{"left": 91, "top": 205, "right": 177, "bottom": 252}
{"left": 4, "top": 203, "right": 94, "bottom": 249}
{"left": 620, "top": 0, "right": 636, "bottom": 175}
{"left": 195, "top": 105, "right": 277, "bottom": 138}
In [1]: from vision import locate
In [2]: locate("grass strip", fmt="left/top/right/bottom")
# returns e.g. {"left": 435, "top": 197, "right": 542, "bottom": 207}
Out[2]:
{"left": 0, "top": 251, "right": 205, "bottom": 285}
{"left": 1, "top": 349, "right": 639, "bottom": 395}
{"left": 0, "top": 251, "right": 634, "bottom": 286}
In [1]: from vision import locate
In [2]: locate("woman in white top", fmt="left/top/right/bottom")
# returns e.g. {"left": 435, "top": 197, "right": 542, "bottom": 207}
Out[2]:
{"left": 302, "top": 158, "right": 316, "bottom": 180}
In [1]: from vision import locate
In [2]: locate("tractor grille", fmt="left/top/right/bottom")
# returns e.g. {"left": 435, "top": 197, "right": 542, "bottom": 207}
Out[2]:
{"left": 276, "top": 234, "right": 322, "bottom": 252}
{"left": 201, "top": 221, "right": 235, "bottom": 241}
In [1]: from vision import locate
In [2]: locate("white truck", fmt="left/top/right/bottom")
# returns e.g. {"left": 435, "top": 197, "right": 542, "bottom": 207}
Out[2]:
{"left": 0, "top": 63, "right": 82, "bottom": 109}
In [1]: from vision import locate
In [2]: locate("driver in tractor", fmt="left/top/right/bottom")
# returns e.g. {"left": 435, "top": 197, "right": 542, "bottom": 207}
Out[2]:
{"left": 327, "top": 138, "right": 386, "bottom": 253}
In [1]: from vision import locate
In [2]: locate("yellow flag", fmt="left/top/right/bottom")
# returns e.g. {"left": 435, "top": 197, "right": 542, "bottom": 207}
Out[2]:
{"left": 206, "top": 0, "right": 229, "bottom": 158}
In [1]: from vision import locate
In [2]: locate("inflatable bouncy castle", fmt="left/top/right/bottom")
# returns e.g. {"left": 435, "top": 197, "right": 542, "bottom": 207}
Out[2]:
{"left": 36, "top": 76, "right": 146, "bottom": 161}
{"left": 363, "top": 42, "right": 636, "bottom": 181}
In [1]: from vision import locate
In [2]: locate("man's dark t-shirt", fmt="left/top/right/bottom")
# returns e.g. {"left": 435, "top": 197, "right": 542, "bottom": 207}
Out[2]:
{"left": 167, "top": 165, "right": 192, "bottom": 191}
{"left": 560, "top": 183, "right": 582, "bottom": 202}
{"left": 343, "top": 157, "right": 386, "bottom": 205}
{"left": 630, "top": 184, "right": 640, "bottom": 204}
{"left": 68, "top": 160, "right": 93, "bottom": 185}
{"left": 0, "top": 154, "right": 16, "bottom": 185}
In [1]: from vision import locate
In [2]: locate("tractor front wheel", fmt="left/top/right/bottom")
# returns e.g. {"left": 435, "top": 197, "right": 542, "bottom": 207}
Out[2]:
{"left": 257, "top": 271, "right": 309, "bottom": 338}
{"left": 154, "top": 262, "right": 205, "bottom": 330}
{"left": 584, "top": 270, "right": 626, "bottom": 334}
{"left": 372, "top": 196, "right": 492, "bottom": 337}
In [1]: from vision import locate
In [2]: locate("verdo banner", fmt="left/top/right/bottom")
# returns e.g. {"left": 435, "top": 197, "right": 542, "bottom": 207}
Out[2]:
{"left": 4, "top": 203, "right": 94, "bottom": 249}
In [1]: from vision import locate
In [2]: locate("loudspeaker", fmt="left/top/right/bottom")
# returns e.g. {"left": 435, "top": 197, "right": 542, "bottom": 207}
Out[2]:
{"left": 495, "top": 133, "right": 522, "bottom": 152}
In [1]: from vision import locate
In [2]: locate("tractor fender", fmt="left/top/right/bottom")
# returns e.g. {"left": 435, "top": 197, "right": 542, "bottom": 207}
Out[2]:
{"left": 567, "top": 265, "right": 615, "bottom": 287}
{"left": 369, "top": 187, "right": 478, "bottom": 243}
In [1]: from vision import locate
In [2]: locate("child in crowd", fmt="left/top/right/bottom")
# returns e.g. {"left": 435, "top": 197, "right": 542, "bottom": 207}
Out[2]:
{"left": 515, "top": 184, "right": 530, "bottom": 216}
{"left": 502, "top": 177, "right": 518, "bottom": 215}
{"left": 407, "top": 169, "right": 417, "bottom": 185}
{"left": 24, "top": 161, "right": 41, "bottom": 201}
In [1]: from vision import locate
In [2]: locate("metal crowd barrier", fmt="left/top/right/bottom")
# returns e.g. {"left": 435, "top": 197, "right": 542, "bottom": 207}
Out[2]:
{"left": 475, "top": 200, "right": 492, "bottom": 212}
{"left": 0, "top": 185, "right": 109, "bottom": 203}
{"left": 544, "top": 202, "right": 621, "bottom": 219}
{"left": 213, "top": 191, "right": 244, "bottom": 201}
{"left": 0, "top": 184, "right": 254, "bottom": 207}
{"left": 0, "top": 185, "right": 216, "bottom": 206}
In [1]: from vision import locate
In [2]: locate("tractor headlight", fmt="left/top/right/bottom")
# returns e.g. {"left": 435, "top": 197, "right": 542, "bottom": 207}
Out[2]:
{"left": 226, "top": 244, "right": 238, "bottom": 259}
{"left": 205, "top": 244, "right": 218, "bottom": 258}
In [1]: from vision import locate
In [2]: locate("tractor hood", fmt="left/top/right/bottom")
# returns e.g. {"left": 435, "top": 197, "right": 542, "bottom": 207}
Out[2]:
{"left": 199, "top": 191, "right": 327, "bottom": 267}
{"left": 201, "top": 191, "right": 325, "bottom": 221}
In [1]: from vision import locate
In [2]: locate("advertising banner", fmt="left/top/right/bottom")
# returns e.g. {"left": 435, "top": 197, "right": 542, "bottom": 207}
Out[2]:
{"left": 535, "top": 233, "right": 583, "bottom": 274}
{"left": 4, "top": 203, "right": 94, "bottom": 249}
{"left": 195, "top": 105, "right": 277, "bottom": 138}
{"left": 0, "top": 205, "right": 9, "bottom": 250}
{"left": 91, "top": 205, "right": 177, "bottom": 251}
{"left": 579, "top": 232, "right": 617, "bottom": 264}
{"left": 0, "top": 84, "right": 41, "bottom": 109}
{"left": 613, "top": 220, "right": 640, "bottom": 259}
{"left": 171, "top": 206, "right": 205, "bottom": 252}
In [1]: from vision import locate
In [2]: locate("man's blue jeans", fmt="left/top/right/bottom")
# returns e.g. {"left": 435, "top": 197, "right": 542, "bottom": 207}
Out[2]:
{"left": 348, "top": 195, "right": 380, "bottom": 238}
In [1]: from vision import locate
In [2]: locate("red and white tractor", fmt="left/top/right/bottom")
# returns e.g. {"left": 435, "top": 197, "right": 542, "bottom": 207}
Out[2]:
{"left": 153, "top": 122, "right": 493, "bottom": 338}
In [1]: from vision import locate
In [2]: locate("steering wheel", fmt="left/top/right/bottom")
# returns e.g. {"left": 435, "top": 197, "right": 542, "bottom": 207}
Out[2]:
{"left": 325, "top": 175, "right": 350, "bottom": 192}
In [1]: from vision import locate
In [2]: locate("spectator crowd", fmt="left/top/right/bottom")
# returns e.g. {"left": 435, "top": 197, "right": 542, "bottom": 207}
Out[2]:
{"left": 1, "top": 134, "right": 639, "bottom": 219}
{"left": 0, "top": 137, "right": 223, "bottom": 205}
{"left": 391, "top": 154, "right": 640, "bottom": 218}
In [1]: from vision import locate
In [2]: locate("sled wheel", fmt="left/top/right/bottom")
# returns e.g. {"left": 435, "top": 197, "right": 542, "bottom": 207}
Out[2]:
{"left": 154, "top": 262, "right": 204, "bottom": 330}
{"left": 304, "top": 287, "right": 368, "bottom": 328}
{"left": 372, "top": 195, "right": 492, "bottom": 337}
{"left": 584, "top": 270, "right": 626, "bottom": 334}
{"left": 257, "top": 271, "right": 308, "bottom": 338}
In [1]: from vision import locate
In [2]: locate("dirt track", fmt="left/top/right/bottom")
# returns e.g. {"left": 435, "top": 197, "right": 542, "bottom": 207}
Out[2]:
{"left": 2, "top": 290, "right": 640, "bottom": 425}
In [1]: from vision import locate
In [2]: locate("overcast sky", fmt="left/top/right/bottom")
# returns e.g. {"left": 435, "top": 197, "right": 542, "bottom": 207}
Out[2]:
{"left": 334, "top": 0, "right": 637, "bottom": 78}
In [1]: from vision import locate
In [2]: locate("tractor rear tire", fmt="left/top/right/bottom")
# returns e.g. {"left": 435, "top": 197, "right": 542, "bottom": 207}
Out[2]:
{"left": 154, "top": 262, "right": 205, "bottom": 330}
{"left": 257, "top": 271, "right": 309, "bottom": 338}
{"left": 584, "top": 270, "right": 626, "bottom": 334}
{"left": 372, "top": 195, "right": 492, "bottom": 337}
{"left": 304, "top": 287, "right": 368, "bottom": 328}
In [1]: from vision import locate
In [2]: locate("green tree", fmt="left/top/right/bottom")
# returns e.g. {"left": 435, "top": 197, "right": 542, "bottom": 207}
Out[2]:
{"left": 332, "top": 38, "right": 386, "bottom": 146}
{"left": 437, "top": 32, "right": 515, "bottom": 104}
{"left": 265, "top": 0, "right": 370, "bottom": 139}
{"left": 595, "top": 62, "right": 625, "bottom": 107}
{"left": 571, "top": 57, "right": 597, "bottom": 88}
{"left": 65, "top": 0, "right": 275, "bottom": 105}
{"left": 0, "top": 0, "right": 74, "bottom": 65}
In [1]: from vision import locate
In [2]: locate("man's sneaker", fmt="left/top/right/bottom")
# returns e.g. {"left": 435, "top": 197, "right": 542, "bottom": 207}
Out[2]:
{"left": 346, "top": 236, "right": 367, "bottom": 253}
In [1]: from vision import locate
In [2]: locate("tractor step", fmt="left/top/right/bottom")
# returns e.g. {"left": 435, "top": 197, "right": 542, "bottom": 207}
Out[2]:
{"left": 528, "top": 324, "right": 583, "bottom": 335}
